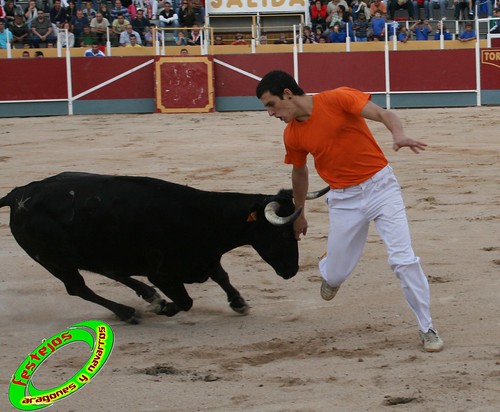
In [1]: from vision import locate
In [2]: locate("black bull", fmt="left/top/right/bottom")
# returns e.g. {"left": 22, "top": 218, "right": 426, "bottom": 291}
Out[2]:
{"left": 0, "top": 172, "right": 328, "bottom": 323}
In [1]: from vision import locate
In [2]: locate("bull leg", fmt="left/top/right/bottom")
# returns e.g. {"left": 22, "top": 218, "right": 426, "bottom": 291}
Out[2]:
{"left": 47, "top": 267, "right": 140, "bottom": 324}
{"left": 147, "top": 276, "right": 193, "bottom": 317}
{"left": 107, "top": 276, "right": 166, "bottom": 312}
{"left": 210, "top": 263, "right": 249, "bottom": 315}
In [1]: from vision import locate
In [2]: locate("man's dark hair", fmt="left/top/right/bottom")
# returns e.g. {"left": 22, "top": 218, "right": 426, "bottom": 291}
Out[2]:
{"left": 256, "top": 70, "right": 305, "bottom": 99}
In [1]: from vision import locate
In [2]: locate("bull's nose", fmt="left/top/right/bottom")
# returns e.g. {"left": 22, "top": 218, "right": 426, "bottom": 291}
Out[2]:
{"left": 278, "top": 265, "right": 299, "bottom": 279}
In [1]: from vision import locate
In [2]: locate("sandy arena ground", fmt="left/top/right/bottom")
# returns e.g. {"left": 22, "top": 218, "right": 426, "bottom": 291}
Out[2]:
{"left": 0, "top": 107, "right": 499, "bottom": 412}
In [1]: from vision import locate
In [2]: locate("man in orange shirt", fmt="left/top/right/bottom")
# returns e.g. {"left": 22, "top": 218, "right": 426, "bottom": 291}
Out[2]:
{"left": 256, "top": 70, "right": 444, "bottom": 353}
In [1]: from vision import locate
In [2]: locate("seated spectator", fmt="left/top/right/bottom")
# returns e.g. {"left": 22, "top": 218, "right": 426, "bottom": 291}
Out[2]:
{"left": 84, "top": 41, "right": 105, "bottom": 56}
{"left": 70, "top": 9, "right": 89, "bottom": 46}
{"left": 158, "top": 2, "right": 178, "bottom": 31}
{"left": 453, "top": 0, "right": 469, "bottom": 20}
{"left": 131, "top": 7, "right": 149, "bottom": 41}
{"left": 458, "top": 21, "right": 476, "bottom": 41}
{"left": 0, "top": 4, "right": 7, "bottom": 23}
{"left": 111, "top": 0, "right": 130, "bottom": 21}
{"left": 79, "top": 24, "right": 94, "bottom": 46}
{"left": 428, "top": 0, "right": 448, "bottom": 20}
{"left": 119, "top": 23, "right": 141, "bottom": 45}
{"left": 180, "top": 47, "right": 188, "bottom": 55}
{"left": 354, "top": 12, "right": 369, "bottom": 42}
{"left": 328, "top": 21, "right": 346, "bottom": 42}
{"left": 490, "top": 7, "right": 500, "bottom": 33}
{"left": 22, "top": 50, "right": 30, "bottom": 57}
{"left": 370, "top": 9, "right": 386, "bottom": 41}
{"left": 341, "top": 11, "right": 354, "bottom": 39}
{"left": 410, "top": 19, "right": 432, "bottom": 40}
{"left": 398, "top": 25, "right": 410, "bottom": 42}
{"left": 413, "top": 0, "right": 430, "bottom": 20}
{"left": 90, "top": 12, "right": 109, "bottom": 45}
{"left": 311, "top": 0, "right": 328, "bottom": 31}
{"left": 314, "top": 25, "right": 324, "bottom": 42}
{"left": 99, "top": 3, "right": 112, "bottom": 22}
{"left": 370, "top": 0, "right": 387, "bottom": 17}
{"left": 65, "top": 1, "right": 77, "bottom": 23}
{"left": 434, "top": 21, "right": 452, "bottom": 39}
{"left": 187, "top": 24, "right": 201, "bottom": 45}
{"left": 82, "top": 0, "right": 96, "bottom": 20}
{"left": 134, "top": 0, "right": 158, "bottom": 20}
{"left": 125, "top": 32, "right": 142, "bottom": 46}
{"left": 213, "top": 34, "right": 225, "bottom": 45}
{"left": 389, "top": 0, "right": 415, "bottom": 20}
{"left": 178, "top": 1, "right": 196, "bottom": 28}
{"left": 35, "top": 50, "right": 44, "bottom": 56}
{"left": 0, "top": 21, "right": 13, "bottom": 49}
{"left": 10, "top": 15, "right": 31, "bottom": 48}
{"left": 232, "top": 33, "right": 247, "bottom": 45}
{"left": 57, "top": 21, "right": 75, "bottom": 47}
{"left": 4, "top": 1, "right": 22, "bottom": 28}
{"left": 175, "top": 29, "right": 188, "bottom": 45}
{"left": 274, "top": 33, "right": 290, "bottom": 44}
{"left": 300, "top": 25, "right": 317, "bottom": 43}
{"left": 259, "top": 34, "right": 268, "bottom": 44}
{"left": 77, "top": 0, "right": 98, "bottom": 12}
{"left": 191, "top": 0, "right": 205, "bottom": 26}
{"left": 50, "top": 0, "right": 67, "bottom": 26}
{"left": 143, "top": 24, "right": 155, "bottom": 46}
{"left": 326, "top": 0, "right": 348, "bottom": 29}
{"left": 111, "top": 13, "right": 129, "bottom": 45}
{"left": 31, "top": 9, "right": 57, "bottom": 47}
{"left": 352, "top": 0, "right": 370, "bottom": 20}
{"left": 24, "top": 0, "right": 39, "bottom": 28}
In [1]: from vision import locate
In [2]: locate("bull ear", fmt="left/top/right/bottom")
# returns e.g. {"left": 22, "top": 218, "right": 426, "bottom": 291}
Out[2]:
{"left": 246, "top": 211, "right": 258, "bottom": 222}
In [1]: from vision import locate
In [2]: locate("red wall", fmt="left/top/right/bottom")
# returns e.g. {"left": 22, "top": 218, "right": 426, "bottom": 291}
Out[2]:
{"left": 0, "top": 50, "right": 498, "bottom": 105}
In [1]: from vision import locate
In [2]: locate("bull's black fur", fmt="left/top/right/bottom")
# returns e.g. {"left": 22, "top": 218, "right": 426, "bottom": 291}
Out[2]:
{"left": 0, "top": 172, "right": 301, "bottom": 323}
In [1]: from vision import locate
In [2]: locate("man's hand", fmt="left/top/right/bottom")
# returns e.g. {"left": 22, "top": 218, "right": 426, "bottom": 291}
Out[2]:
{"left": 393, "top": 137, "right": 427, "bottom": 153}
{"left": 293, "top": 214, "right": 308, "bottom": 241}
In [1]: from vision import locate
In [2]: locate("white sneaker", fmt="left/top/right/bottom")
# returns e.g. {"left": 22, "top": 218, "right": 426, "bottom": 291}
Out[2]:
{"left": 320, "top": 279, "right": 340, "bottom": 301}
{"left": 419, "top": 328, "right": 444, "bottom": 352}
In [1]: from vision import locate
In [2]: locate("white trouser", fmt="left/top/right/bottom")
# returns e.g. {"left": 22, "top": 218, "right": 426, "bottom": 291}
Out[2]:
{"left": 318, "top": 165, "right": 433, "bottom": 332}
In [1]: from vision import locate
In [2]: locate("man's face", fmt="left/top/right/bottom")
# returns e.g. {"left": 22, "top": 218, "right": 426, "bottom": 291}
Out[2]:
{"left": 126, "top": 25, "right": 133, "bottom": 32}
{"left": 77, "top": 10, "right": 83, "bottom": 17}
{"left": 259, "top": 90, "right": 295, "bottom": 123}
{"left": 96, "top": 13, "right": 103, "bottom": 21}
{"left": 37, "top": 11, "right": 45, "bottom": 20}
{"left": 118, "top": 15, "right": 124, "bottom": 22}
{"left": 92, "top": 44, "right": 99, "bottom": 52}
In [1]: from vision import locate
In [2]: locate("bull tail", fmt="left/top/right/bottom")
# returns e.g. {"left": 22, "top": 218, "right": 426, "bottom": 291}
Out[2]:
{"left": 0, "top": 195, "right": 9, "bottom": 209}
{"left": 0, "top": 191, "right": 14, "bottom": 209}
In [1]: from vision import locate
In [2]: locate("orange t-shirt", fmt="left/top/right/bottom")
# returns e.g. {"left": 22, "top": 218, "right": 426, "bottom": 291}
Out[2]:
{"left": 284, "top": 87, "right": 388, "bottom": 189}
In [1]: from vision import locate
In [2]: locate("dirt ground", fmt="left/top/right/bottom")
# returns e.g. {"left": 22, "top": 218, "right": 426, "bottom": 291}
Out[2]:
{"left": 0, "top": 107, "right": 499, "bottom": 412}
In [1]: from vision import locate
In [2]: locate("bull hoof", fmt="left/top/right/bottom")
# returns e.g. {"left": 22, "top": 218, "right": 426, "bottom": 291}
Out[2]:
{"left": 123, "top": 309, "right": 141, "bottom": 324}
{"left": 230, "top": 296, "right": 250, "bottom": 315}
{"left": 125, "top": 314, "right": 142, "bottom": 324}
{"left": 147, "top": 298, "right": 168, "bottom": 314}
{"left": 145, "top": 291, "right": 163, "bottom": 304}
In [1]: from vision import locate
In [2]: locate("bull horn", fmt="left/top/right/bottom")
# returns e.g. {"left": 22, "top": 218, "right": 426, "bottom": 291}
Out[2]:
{"left": 306, "top": 186, "right": 330, "bottom": 200}
{"left": 264, "top": 201, "right": 302, "bottom": 226}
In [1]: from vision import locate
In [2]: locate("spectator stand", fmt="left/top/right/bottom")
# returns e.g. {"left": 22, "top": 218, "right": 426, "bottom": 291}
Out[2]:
{"left": 205, "top": 0, "right": 309, "bottom": 47}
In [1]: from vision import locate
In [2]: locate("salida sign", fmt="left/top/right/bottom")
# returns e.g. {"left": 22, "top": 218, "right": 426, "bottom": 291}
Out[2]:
{"left": 208, "top": 0, "right": 308, "bottom": 14}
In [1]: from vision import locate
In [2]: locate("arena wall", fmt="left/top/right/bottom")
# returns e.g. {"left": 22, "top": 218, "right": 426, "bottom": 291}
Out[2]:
{"left": 0, "top": 48, "right": 499, "bottom": 117}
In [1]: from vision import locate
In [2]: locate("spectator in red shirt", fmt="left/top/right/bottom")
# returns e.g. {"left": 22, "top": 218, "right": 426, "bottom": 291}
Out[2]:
{"left": 311, "top": 0, "right": 328, "bottom": 31}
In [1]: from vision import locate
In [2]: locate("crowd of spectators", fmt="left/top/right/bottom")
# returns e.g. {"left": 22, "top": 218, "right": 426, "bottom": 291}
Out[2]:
{"left": 0, "top": 0, "right": 499, "bottom": 51}
{"left": 305, "top": 0, "right": 499, "bottom": 43}
{"left": 0, "top": 0, "right": 207, "bottom": 50}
